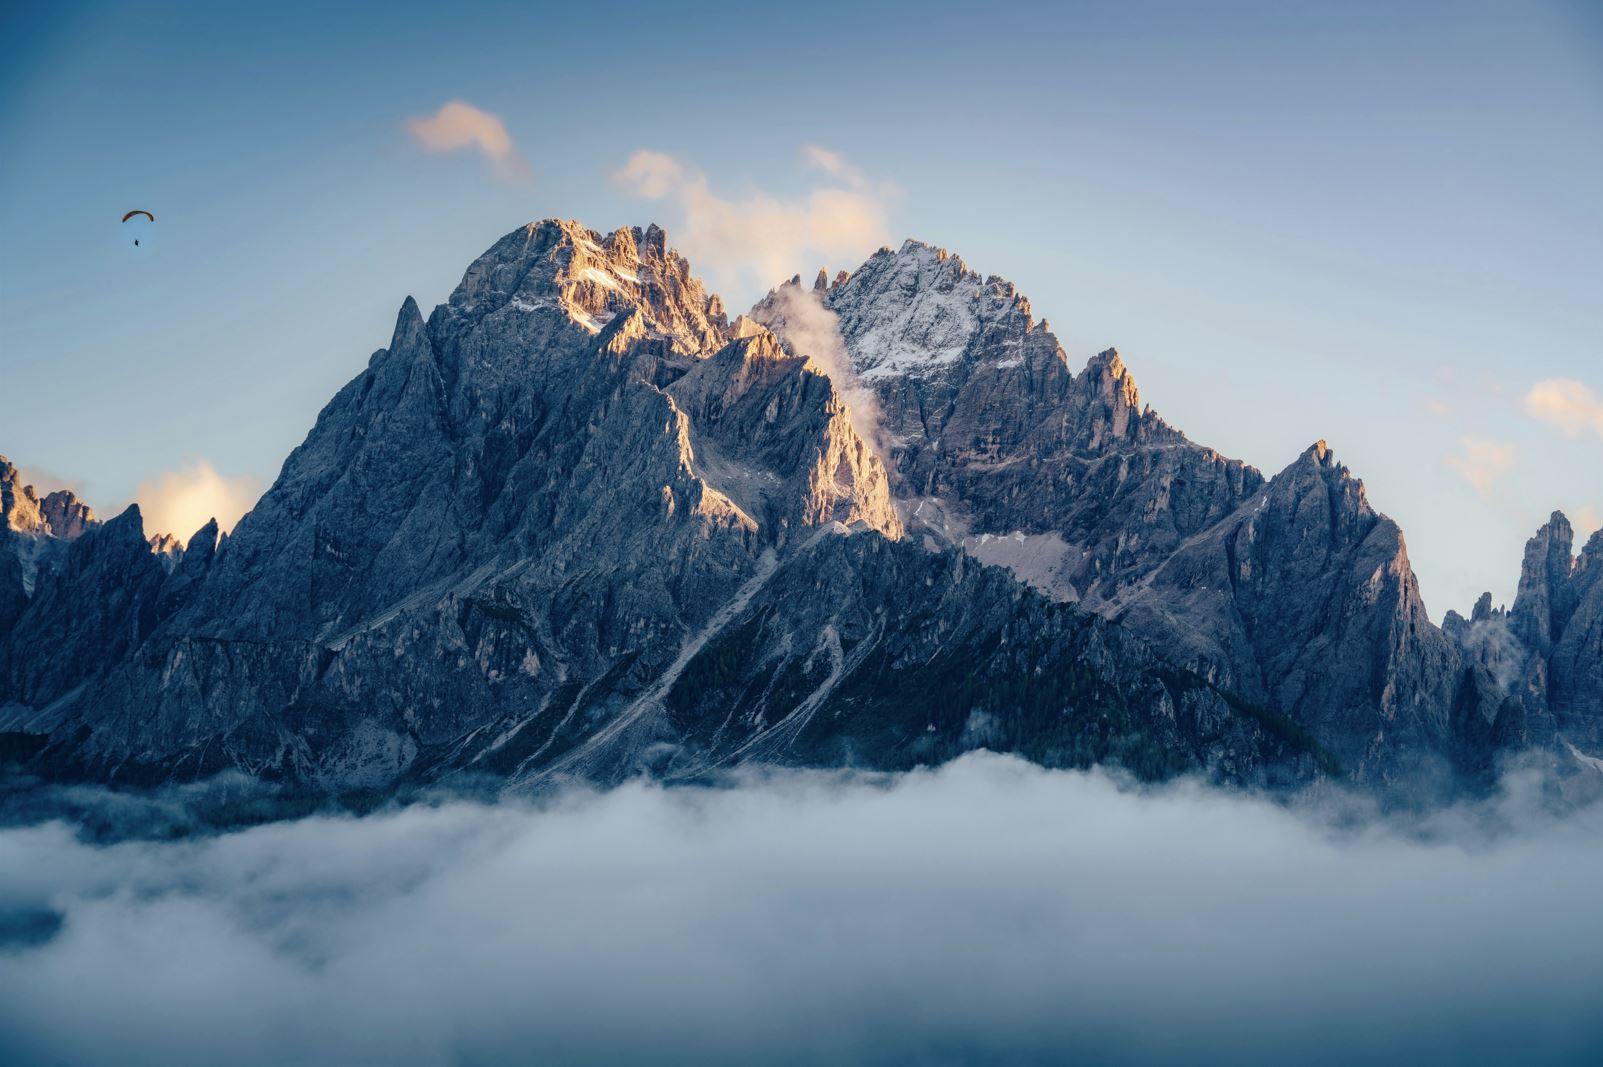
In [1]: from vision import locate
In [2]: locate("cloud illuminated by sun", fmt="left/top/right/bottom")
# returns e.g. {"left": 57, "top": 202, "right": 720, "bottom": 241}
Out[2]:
{"left": 406, "top": 100, "right": 530, "bottom": 181}
{"left": 134, "top": 460, "right": 261, "bottom": 545}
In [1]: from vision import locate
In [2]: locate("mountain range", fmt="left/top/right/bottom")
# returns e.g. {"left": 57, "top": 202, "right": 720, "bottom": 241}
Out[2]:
{"left": 4, "top": 219, "right": 1599, "bottom": 802}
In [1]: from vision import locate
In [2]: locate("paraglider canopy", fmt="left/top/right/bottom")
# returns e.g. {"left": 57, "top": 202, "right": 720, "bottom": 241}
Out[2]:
{"left": 122, "top": 210, "right": 154, "bottom": 246}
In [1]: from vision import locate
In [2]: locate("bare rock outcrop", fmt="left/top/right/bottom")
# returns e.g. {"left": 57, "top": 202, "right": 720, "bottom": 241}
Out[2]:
{"left": 1, "top": 222, "right": 1594, "bottom": 799}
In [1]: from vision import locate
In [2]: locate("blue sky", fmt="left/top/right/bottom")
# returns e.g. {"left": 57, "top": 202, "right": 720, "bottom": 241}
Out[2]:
{"left": 2, "top": 0, "right": 1600, "bottom": 616}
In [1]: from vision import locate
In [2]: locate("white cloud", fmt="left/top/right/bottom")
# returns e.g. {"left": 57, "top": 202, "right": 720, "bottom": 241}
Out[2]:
{"left": 802, "top": 143, "right": 867, "bottom": 187}
{"left": 405, "top": 100, "right": 530, "bottom": 181}
{"left": 1525, "top": 378, "right": 1603, "bottom": 438}
{"left": 1, "top": 754, "right": 1602, "bottom": 1065}
{"left": 801, "top": 143, "right": 902, "bottom": 197}
{"left": 612, "top": 149, "right": 683, "bottom": 199}
{"left": 1446, "top": 436, "right": 1515, "bottom": 499}
{"left": 134, "top": 460, "right": 260, "bottom": 544}
{"left": 750, "top": 284, "right": 885, "bottom": 454}
{"left": 611, "top": 146, "right": 893, "bottom": 302}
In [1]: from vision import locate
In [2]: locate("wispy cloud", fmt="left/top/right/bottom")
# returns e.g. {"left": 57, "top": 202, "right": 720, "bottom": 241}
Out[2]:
{"left": 611, "top": 145, "right": 893, "bottom": 301}
{"left": 134, "top": 460, "right": 260, "bottom": 544}
{"left": 613, "top": 150, "right": 683, "bottom": 199}
{"left": 405, "top": 100, "right": 530, "bottom": 181}
{"left": 1525, "top": 378, "right": 1603, "bottom": 438}
{"left": 13, "top": 465, "right": 83, "bottom": 498}
{"left": 750, "top": 284, "right": 885, "bottom": 454}
{"left": 1446, "top": 436, "right": 1516, "bottom": 499}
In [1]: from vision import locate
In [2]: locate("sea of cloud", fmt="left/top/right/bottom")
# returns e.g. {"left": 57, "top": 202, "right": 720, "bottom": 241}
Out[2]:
{"left": 1, "top": 753, "right": 1600, "bottom": 1066}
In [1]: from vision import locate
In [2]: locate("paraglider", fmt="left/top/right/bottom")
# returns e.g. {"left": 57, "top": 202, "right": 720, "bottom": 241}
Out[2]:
{"left": 122, "top": 210, "right": 154, "bottom": 246}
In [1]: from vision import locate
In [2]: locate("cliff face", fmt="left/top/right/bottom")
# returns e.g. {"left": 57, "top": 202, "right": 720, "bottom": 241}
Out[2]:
{"left": 1111, "top": 442, "right": 1508, "bottom": 785}
{"left": 2, "top": 457, "right": 103, "bottom": 662}
{"left": 1494, "top": 516, "right": 1603, "bottom": 748}
{"left": 0, "top": 223, "right": 917, "bottom": 788}
{"left": 1, "top": 222, "right": 1596, "bottom": 797}
{"left": 816, "top": 244, "right": 1263, "bottom": 606}
{"left": 815, "top": 243, "right": 1533, "bottom": 788}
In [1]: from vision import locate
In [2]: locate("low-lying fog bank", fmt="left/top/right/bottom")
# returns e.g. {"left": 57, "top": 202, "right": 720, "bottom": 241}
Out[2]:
{"left": 2, "top": 753, "right": 1600, "bottom": 1065}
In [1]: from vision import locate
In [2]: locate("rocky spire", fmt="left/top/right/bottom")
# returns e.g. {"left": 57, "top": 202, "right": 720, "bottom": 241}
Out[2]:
{"left": 1501, "top": 513, "right": 1603, "bottom": 740}
{"left": 1, "top": 456, "right": 98, "bottom": 540}
{"left": 40, "top": 491, "right": 95, "bottom": 540}
{"left": 1549, "top": 528, "right": 1603, "bottom": 730}
{"left": 1071, "top": 348, "right": 1153, "bottom": 451}
{"left": 1511, "top": 511, "right": 1577, "bottom": 654}
{"left": 0, "top": 455, "right": 44, "bottom": 535}
{"left": 1472, "top": 591, "right": 1499, "bottom": 622}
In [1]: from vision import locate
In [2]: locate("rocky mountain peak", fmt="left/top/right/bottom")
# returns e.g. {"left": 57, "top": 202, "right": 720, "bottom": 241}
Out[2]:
{"left": 442, "top": 219, "right": 729, "bottom": 355}
{"left": 825, "top": 238, "right": 1050, "bottom": 384}
{"left": 1069, "top": 348, "right": 1152, "bottom": 448}
{"left": 1582, "top": 528, "right": 1603, "bottom": 571}
{"left": 815, "top": 232, "right": 1494, "bottom": 783}
{"left": 1494, "top": 510, "right": 1603, "bottom": 745}
{"left": 2, "top": 218, "right": 1597, "bottom": 800}
{"left": 1512, "top": 511, "right": 1579, "bottom": 653}
{"left": 40, "top": 490, "right": 96, "bottom": 540}
{"left": 1287, "top": 440, "right": 1373, "bottom": 508}
{"left": 1536, "top": 510, "right": 1576, "bottom": 551}
{"left": 1, "top": 457, "right": 44, "bottom": 536}
{"left": 1, "top": 456, "right": 97, "bottom": 540}
{"left": 148, "top": 531, "right": 187, "bottom": 576}
{"left": 1084, "top": 346, "right": 1126, "bottom": 376}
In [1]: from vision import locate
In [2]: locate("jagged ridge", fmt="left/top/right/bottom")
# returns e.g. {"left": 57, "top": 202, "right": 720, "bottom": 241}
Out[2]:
{"left": 1, "top": 222, "right": 1598, "bottom": 800}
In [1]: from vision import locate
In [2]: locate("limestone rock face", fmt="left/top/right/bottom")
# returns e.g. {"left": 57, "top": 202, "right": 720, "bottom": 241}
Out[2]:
{"left": 1550, "top": 531, "right": 1603, "bottom": 738}
{"left": 556, "top": 526, "right": 1326, "bottom": 791}
{"left": 819, "top": 246, "right": 1262, "bottom": 605}
{"left": 1, "top": 222, "right": 920, "bottom": 787}
{"left": 3, "top": 506, "right": 167, "bottom": 713}
{"left": 0, "top": 534, "right": 27, "bottom": 640}
{"left": 821, "top": 242, "right": 1547, "bottom": 787}
{"left": 665, "top": 331, "right": 901, "bottom": 541}
{"left": 1, "top": 460, "right": 46, "bottom": 537}
{"left": 1111, "top": 442, "right": 1507, "bottom": 784}
{"left": 1, "top": 500, "right": 226, "bottom": 731}
{"left": 1, "top": 222, "right": 1595, "bottom": 797}
{"left": 40, "top": 490, "right": 95, "bottom": 541}
{"left": 1493, "top": 516, "right": 1603, "bottom": 747}
{"left": 0, "top": 458, "right": 36, "bottom": 632}
{"left": 1, "top": 456, "right": 103, "bottom": 638}
{"left": 1, "top": 458, "right": 96, "bottom": 541}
